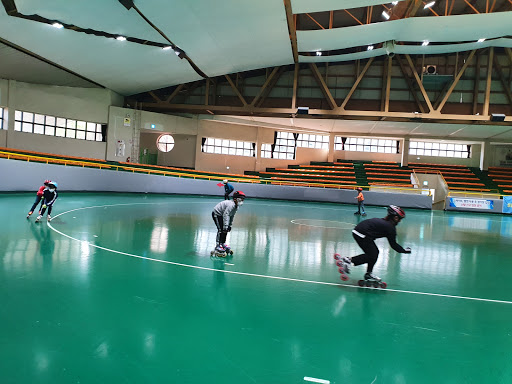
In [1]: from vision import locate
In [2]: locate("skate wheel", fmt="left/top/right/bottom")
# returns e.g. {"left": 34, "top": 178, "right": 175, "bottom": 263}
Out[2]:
{"left": 335, "top": 260, "right": 343, "bottom": 267}
{"left": 365, "top": 280, "right": 372, "bottom": 287}
{"left": 357, "top": 280, "right": 365, "bottom": 287}
{"left": 210, "top": 251, "right": 215, "bottom": 256}
{"left": 373, "top": 281, "right": 380, "bottom": 288}
{"left": 380, "top": 282, "right": 387, "bottom": 289}
{"left": 228, "top": 250, "right": 233, "bottom": 255}
{"left": 338, "top": 267, "right": 346, "bottom": 274}
{"left": 340, "top": 274, "right": 349, "bottom": 281}
{"left": 333, "top": 253, "right": 341, "bottom": 260}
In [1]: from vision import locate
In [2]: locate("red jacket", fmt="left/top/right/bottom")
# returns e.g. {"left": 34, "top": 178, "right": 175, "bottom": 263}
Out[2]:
{"left": 36, "top": 186, "right": 45, "bottom": 197}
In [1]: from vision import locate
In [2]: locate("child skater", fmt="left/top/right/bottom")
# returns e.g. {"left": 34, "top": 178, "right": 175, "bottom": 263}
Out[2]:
{"left": 211, "top": 191, "right": 245, "bottom": 253}
{"left": 223, "top": 179, "right": 234, "bottom": 200}
{"left": 354, "top": 187, "right": 366, "bottom": 216}
{"left": 338, "top": 205, "right": 411, "bottom": 283}
{"left": 27, "top": 180, "right": 51, "bottom": 219}
{"left": 35, "top": 181, "right": 58, "bottom": 222}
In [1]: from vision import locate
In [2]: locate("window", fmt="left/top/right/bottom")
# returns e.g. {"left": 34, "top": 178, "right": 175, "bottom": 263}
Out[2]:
{"left": 409, "top": 141, "right": 471, "bottom": 158}
{"left": 14, "top": 110, "right": 103, "bottom": 142}
{"left": 297, "top": 133, "right": 329, "bottom": 149}
{"left": 201, "top": 137, "right": 255, "bottom": 157}
{"left": 335, "top": 137, "right": 399, "bottom": 153}
{"left": 261, "top": 131, "right": 297, "bottom": 160}
{"left": 0, "top": 107, "right": 4, "bottom": 130}
{"left": 157, "top": 134, "right": 175, "bottom": 152}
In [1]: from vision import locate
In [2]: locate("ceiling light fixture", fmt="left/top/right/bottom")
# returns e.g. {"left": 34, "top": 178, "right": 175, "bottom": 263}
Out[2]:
{"left": 367, "top": 45, "right": 374, "bottom": 51}
{"left": 477, "top": 38, "right": 486, "bottom": 43}
{"left": 315, "top": 51, "right": 322, "bottom": 56}
{"left": 424, "top": 1, "right": 435, "bottom": 9}
{"left": 116, "top": 36, "right": 127, "bottom": 41}
{"left": 162, "top": 46, "right": 173, "bottom": 50}
{"left": 422, "top": 40, "right": 429, "bottom": 46}
{"left": 52, "top": 22, "right": 64, "bottom": 29}
{"left": 382, "top": 11, "right": 390, "bottom": 20}
{"left": 392, "top": 1, "right": 399, "bottom": 5}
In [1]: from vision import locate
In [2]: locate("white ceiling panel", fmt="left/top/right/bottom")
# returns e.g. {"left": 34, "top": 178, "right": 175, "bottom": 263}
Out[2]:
{"left": 298, "top": 12, "right": 512, "bottom": 52}
{"left": 15, "top": 0, "right": 167, "bottom": 44}
{"left": 409, "top": 123, "right": 468, "bottom": 137}
{"left": 0, "top": 41, "right": 100, "bottom": 88}
{"left": 291, "top": 0, "right": 405, "bottom": 14}
{"left": 137, "top": 0, "right": 294, "bottom": 78}
{"left": 302, "top": 39, "right": 512, "bottom": 63}
{"left": 448, "top": 125, "right": 512, "bottom": 139}
{"left": 0, "top": 9, "right": 202, "bottom": 95}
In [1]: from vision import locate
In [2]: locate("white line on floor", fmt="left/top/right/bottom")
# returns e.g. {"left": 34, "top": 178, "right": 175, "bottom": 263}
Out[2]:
{"left": 304, "top": 377, "right": 330, "bottom": 384}
{"left": 49, "top": 204, "right": 512, "bottom": 306}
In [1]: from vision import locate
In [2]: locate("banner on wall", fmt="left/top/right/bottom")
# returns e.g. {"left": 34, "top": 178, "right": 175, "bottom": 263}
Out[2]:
{"left": 502, "top": 196, "right": 512, "bottom": 214}
{"left": 449, "top": 198, "right": 493, "bottom": 210}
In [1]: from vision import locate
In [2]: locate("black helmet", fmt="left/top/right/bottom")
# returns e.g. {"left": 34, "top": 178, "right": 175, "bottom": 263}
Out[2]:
{"left": 233, "top": 191, "right": 246, "bottom": 199}
{"left": 387, "top": 205, "right": 405, "bottom": 219}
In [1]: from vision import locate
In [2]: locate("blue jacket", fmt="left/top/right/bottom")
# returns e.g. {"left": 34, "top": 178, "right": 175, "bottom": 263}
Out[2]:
{"left": 224, "top": 183, "right": 234, "bottom": 194}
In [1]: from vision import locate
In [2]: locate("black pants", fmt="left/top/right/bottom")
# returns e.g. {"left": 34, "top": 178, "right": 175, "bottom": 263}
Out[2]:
{"left": 212, "top": 212, "right": 227, "bottom": 245}
{"left": 224, "top": 193, "right": 231, "bottom": 200}
{"left": 40, "top": 204, "right": 53, "bottom": 217}
{"left": 351, "top": 233, "right": 379, "bottom": 273}
{"left": 29, "top": 196, "right": 42, "bottom": 213}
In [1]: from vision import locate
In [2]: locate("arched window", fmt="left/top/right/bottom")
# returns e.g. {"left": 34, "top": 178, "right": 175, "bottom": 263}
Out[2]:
{"left": 157, "top": 134, "right": 175, "bottom": 152}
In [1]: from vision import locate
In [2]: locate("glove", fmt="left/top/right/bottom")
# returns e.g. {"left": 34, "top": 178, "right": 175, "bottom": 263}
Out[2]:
{"left": 227, "top": 226, "right": 232, "bottom": 232}
{"left": 42, "top": 204, "right": 47, "bottom": 209}
{"left": 404, "top": 247, "right": 411, "bottom": 254}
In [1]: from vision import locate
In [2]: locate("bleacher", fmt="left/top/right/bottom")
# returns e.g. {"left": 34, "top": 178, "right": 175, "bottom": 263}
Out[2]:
{"left": 363, "top": 161, "right": 414, "bottom": 188}
{"left": 408, "top": 162, "right": 492, "bottom": 192}
{"left": 0, "top": 147, "right": 260, "bottom": 184}
{"left": 248, "top": 160, "right": 359, "bottom": 189}
{"left": 487, "top": 166, "right": 512, "bottom": 194}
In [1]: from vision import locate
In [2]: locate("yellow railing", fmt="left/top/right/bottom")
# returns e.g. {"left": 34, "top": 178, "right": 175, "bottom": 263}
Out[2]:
{"left": 0, "top": 150, "right": 260, "bottom": 183}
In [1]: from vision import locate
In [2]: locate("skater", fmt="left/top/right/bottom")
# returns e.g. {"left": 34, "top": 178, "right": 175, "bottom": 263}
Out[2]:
{"left": 211, "top": 191, "right": 246, "bottom": 254}
{"left": 338, "top": 205, "right": 411, "bottom": 283}
{"left": 354, "top": 187, "right": 366, "bottom": 216}
{"left": 35, "top": 181, "right": 58, "bottom": 222}
{"left": 223, "top": 179, "right": 234, "bottom": 200}
{"left": 27, "top": 180, "right": 51, "bottom": 218}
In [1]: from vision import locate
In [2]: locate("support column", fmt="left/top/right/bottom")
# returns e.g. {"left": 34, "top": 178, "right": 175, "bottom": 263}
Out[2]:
{"left": 6, "top": 80, "right": 16, "bottom": 148}
{"left": 327, "top": 132, "right": 335, "bottom": 162}
{"left": 255, "top": 127, "right": 263, "bottom": 172}
{"left": 480, "top": 140, "right": 491, "bottom": 171}
{"left": 401, "top": 137, "right": 410, "bottom": 167}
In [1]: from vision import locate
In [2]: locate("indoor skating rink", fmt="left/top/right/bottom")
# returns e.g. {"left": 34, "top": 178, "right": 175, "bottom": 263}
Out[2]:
{"left": 2, "top": 192, "right": 512, "bottom": 384}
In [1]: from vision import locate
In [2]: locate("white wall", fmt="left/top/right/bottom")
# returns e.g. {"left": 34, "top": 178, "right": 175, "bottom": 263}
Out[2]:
{"left": 335, "top": 149, "right": 401, "bottom": 163}
{"left": 0, "top": 79, "right": 122, "bottom": 158}
{"left": 107, "top": 106, "right": 199, "bottom": 163}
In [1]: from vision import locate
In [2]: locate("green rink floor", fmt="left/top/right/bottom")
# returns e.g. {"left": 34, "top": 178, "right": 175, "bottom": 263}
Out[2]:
{"left": 1, "top": 192, "right": 512, "bottom": 384}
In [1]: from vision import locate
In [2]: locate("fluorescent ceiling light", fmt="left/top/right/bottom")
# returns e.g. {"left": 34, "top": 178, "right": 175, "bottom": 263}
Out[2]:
{"left": 367, "top": 45, "right": 374, "bottom": 51}
{"left": 116, "top": 36, "right": 127, "bottom": 41}
{"left": 315, "top": 51, "right": 322, "bottom": 56}
{"left": 162, "top": 46, "right": 173, "bottom": 50}
{"left": 424, "top": 1, "right": 435, "bottom": 9}
{"left": 477, "top": 38, "right": 486, "bottom": 43}
{"left": 392, "top": 1, "right": 399, "bottom": 5}
{"left": 382, "top": 11, "right": 390, "bottom": 20}
{"left": 422, "top": 40, "right": 429, "bottom": 46}
{"left": 52, "top": 22, "right": 63, "bottom": 29}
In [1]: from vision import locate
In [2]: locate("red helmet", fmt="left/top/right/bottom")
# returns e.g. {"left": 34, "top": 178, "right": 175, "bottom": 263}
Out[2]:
{"left": 356, "top": 187, "right": 363, "bottom": 192}
{"left": 387, "top": 205, "right": 405, "bottom": 219}
{"left": 233, "top": 191, "right": 246, "bottom": 199}
{"left": 44, "top": 180, "right": 51, "bottom": 185}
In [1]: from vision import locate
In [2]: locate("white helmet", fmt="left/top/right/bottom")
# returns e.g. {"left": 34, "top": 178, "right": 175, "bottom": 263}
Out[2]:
{"left": 223, "top": 179, "right": 228, "bottom": 184}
